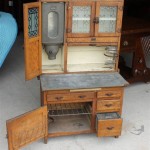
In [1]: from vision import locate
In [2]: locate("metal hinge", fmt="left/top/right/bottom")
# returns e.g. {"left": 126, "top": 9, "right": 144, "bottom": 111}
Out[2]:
{"left": 118, "top": 6, "right": 124, "bottom": 11}
{"left": 66, "top": 28, "right": 72, "bottom": 33}
{"left": 117, "top": 28, "right": 122, "bottom": 33}
{"left": 67, "top": 3, "right": 71, "bottom": 9}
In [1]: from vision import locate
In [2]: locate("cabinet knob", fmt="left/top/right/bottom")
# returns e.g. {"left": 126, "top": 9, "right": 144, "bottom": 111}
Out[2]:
{"left": 55, "top": 97, "right": 63, "bottom": 100}
{"left": 105, "top": 93, "right": 113, "bottom": 96}
{"left": 107, "top": 127, "right": 114, "bottom": 130}
{"left": 79, "top": 95, "right": 86, "bottom": 98}
{"left": 105, "top": 104, "right": 112, "bottom": 107}
{"left": 93, "top": 17, "right": 99, "bottom": 24}
{"left": 123, "top": 41, "right": 128, "bottom": 46}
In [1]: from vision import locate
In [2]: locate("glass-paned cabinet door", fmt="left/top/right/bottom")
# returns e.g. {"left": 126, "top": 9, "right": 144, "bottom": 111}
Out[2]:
{"left": 67, "top": 2, "right": 95, "bottom": 37}
{"left": 95, "top": 2, "right": 123, "bottom": 36}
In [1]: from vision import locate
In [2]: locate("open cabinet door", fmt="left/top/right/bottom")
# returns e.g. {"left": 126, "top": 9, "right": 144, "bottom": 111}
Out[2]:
{"left": 24, "top": 2, "right": 42, "bottom": 80}
{"left": 6, "top": 106, "right": 48, "bottom": 150}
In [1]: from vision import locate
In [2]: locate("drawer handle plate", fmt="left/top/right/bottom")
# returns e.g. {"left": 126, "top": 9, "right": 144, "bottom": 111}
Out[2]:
{"left": 107, "top": 127, "right": 114, "bottom": 130}
{"left": 55, "top": 97, "right": 63, "bottom": 100}
{"left": 105, "top": 93, "right": 113, "bottom": 96}
{"left": 79, "top": 95, "right": 86, "bottom": 98}
{"left": 105, "top": 104, "right": 112, "bottom": 107}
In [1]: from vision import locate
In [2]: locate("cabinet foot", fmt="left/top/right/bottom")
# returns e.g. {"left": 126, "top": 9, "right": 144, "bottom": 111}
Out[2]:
{"left": 44, "top": 137, "right": 48, "bottom": 144}
{"left": 114, "top": 136, "right": 119, "bottom": 138}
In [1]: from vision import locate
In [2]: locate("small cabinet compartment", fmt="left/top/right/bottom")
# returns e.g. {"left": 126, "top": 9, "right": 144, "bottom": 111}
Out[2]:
{"left": 48, "top": 102, "right": 92, "bottom": 133}
{"left": 96, "top": 112, "right": 122, "bottom": 137}
{"left": 67, "top": 45, "right": 118, "bottom": 72}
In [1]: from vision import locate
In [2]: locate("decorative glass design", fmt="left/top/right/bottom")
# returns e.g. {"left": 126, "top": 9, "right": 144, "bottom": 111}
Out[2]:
{"left": 48, "top": 12, "right": 58, "bottom": 38}
{"left": 99, "top": 6, "right": 117, "bottom": 33}
{"left": 72, "top": 6, "right": 91, "bottom": 33}
{"left": 28, "top": 7, "right": 38, "bottom": 37}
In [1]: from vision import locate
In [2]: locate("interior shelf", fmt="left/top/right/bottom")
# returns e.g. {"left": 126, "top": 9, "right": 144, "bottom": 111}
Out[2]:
{"left": 48, "top": 103, "right": 92, "bottom": 117}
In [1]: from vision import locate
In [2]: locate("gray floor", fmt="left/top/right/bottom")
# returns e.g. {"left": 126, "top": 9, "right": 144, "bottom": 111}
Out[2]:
{"left": 0, "top": 34, "right": 150, "bottom": 150}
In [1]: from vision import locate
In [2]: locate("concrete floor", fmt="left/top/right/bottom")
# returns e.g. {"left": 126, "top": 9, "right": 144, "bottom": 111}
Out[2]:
{"left": 0, "top": 34, "right": 150, "bottom": 150}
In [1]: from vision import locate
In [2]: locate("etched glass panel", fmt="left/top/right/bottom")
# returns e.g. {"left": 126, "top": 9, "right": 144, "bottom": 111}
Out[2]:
{"left": 48, "top": 12, "right": 58, "bottom": 38}
{"left": 99, "top": 6, "right": 117, "bottom": 33}
{"left": 72, "top": 6, "right": 91, "bottom": 33}
{"left": 28, "top": 7, "right": 38, "bottom": 37}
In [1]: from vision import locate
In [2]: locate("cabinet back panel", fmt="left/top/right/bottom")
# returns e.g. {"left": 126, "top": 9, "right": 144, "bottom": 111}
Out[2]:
{"left": 42, "top": 47, "right": 64, "bottom": 73}
{"left": 67, "top": 46, "right": 115, "bottom": 72}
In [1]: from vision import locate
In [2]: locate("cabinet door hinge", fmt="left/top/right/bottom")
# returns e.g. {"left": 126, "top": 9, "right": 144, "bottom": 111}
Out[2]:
{"left": 118, "top": 6, "right": 124, "bottom": 11}
{"left": 66, "top": 28, "right": 72, "bottom": 33}
{"left": 117, "top": 28, "right": 122, "bottom": 33}
{"left": 67, "top": 3, "right": 71, "bottom": 9}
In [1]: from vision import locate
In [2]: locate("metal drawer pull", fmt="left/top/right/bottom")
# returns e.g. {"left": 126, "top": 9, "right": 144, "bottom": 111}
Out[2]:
{"left": 123, "top": 41, "right": 129, "bottom": 46}
{"left": 79, "top": 95, "right": 86, "bottom": 98}
{"left": 55, "top": 97, "right": 63, "bottom": 100}
{"left": 107, "top": 127, "right": 114, "bottom": 130}
{"left": 105, "top": 104, "right": 112, "bottom": 107}
{"left": 105, "top": 93, "right": 113, "bottom": 96}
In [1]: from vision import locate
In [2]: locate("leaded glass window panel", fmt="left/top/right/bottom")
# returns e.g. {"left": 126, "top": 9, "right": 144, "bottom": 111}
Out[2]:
{"left": 72, "top": 6, "right": 91, "bottom": 33}
{"left": 28, "top": 7, "right": 38, "bottom": 37}
{"left": 99, "top": 6, "right": 117, "bottom": 33}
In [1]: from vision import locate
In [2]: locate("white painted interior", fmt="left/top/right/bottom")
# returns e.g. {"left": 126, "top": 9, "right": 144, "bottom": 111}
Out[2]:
{"left": 67, "top": 46, "right": 115, "bottom": 72}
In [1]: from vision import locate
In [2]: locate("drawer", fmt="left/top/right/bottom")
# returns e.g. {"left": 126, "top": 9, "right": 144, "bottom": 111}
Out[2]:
{"left": 97, "top": 89, "right": 122, "bottom": 99}
{"left": 46, "top": 94, "right": 70, "bottom": 102}
{"left": 71, "top": 92, "right": 95, "bottom": 101}
{"left": 96, "top": 113, "right": 122, "bottom": 137}
{"left": 97, "top": 100, "right": 121, "bottom": 112}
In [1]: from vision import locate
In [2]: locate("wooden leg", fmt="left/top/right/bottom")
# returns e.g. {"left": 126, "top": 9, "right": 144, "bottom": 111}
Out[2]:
{"left": 44, "top": 137, "right": 48, "bottom": 144}
{"left": 114, "top": 136, "right": 119, "bottom": 138}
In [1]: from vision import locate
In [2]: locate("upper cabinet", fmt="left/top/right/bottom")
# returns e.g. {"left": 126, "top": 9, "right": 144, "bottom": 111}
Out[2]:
{"left": 23, "top": 0, "right": 124, "bottom": 80}
{"left": 67, "top": 2, "right": 95, "bottom": 37}
{"left": 67, "top": 1, "right": 123, "bottom": 37}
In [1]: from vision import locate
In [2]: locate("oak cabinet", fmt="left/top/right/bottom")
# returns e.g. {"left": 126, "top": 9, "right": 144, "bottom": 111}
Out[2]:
{"left": 6, "top": 0, "right": 127, "bottom": 149}
{"left": 67, "top": 1, "right": 123, "bottom": 37}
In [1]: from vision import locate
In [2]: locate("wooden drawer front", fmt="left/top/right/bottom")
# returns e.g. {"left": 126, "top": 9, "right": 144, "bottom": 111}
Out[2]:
{"left": 96, "top": 113, "right": 122, "bottom": 137}
{"left": 97, "top": 100, "right": 121, "bottom": 112}
{"left": 71, "top": 92, "right": 94, "bottom": 101}
{"left": 97, "top": 118, "right": 122, "bottom": 137}
{"left": 47, "top": 94, "right": 70, "bottom": 102}
{"left": 97, "top": 89, "right": 122, "bottom": 99}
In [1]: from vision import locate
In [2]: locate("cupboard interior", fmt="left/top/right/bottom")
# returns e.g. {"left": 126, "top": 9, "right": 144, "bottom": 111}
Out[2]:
{"left": 67, "top": 45, "right": 117, "bottom": 72}
{"left": 42, "top": 46, "right": 64, "bottom": 73}
{"left": 48, "top": 102, "right": 92, "bottom": 133}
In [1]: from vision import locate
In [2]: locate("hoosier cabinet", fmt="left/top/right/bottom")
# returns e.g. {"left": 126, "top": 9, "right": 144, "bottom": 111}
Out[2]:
{"left": 6, "top": 0, "right": 128, "bottom": 149}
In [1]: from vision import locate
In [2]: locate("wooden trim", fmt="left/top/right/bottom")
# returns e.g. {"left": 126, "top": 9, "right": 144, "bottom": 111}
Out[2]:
{"left": 67, "top": 37, "right": 119, "bottom": 43}
{"left": 48, "top": 130, "right": 94, "bottom": 137}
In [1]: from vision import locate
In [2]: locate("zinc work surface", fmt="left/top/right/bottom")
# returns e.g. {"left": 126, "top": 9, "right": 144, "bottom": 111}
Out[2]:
{"left": 41, "top": 72, "right": 128, "bottom": 91}
{"left": 0, "top": 33, "right": 150, "bottom": 150}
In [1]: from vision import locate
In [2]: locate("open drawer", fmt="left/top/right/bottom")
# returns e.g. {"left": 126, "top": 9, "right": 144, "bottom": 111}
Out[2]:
{"left": 96, "top": 112, "right": 122, "bottom": 137}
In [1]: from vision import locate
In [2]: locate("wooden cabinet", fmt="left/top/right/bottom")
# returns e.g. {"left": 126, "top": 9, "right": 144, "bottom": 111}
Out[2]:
{"left": 67, "top": 1, "right": 123, "bottom": 37}
{"left": 6, "top": 0, "right": 127, "bottom": 149}
{"left": 119, "top": 17, "right": 150, "bottom": 83}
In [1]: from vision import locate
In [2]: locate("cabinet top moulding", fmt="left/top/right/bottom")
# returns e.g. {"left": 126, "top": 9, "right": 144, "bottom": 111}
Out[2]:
{"left": 39, "top": 0, "right": 124, "bottom": 2}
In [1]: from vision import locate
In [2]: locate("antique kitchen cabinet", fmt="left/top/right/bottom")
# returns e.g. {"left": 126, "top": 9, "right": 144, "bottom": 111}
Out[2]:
{"left": 6, "top": 0, "right": 128, "bottom": 149}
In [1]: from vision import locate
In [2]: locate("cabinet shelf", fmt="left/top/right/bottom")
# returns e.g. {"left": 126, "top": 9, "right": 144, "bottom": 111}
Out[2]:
{"left": 48, "top": 103, "right": 92, "bottom": 117}
{"left": 73, "top": 18, "right": 90, "bottom": 21}
{"left": 99, "top": 18, "right": 116, "bottom": 21}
